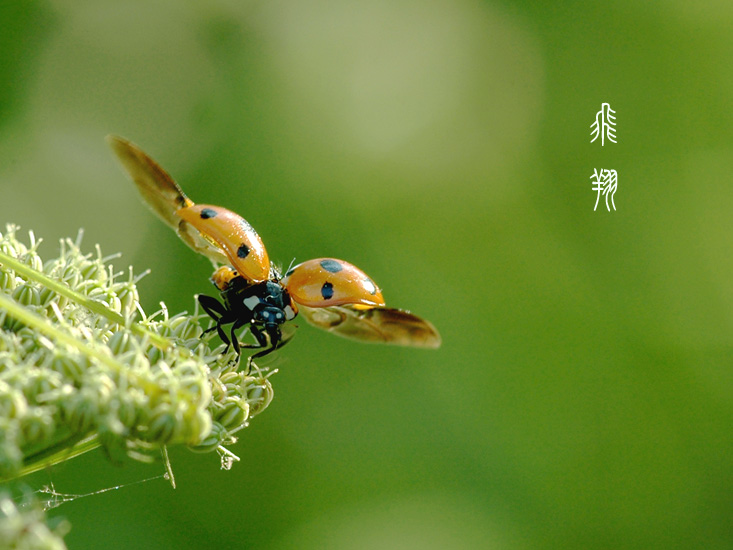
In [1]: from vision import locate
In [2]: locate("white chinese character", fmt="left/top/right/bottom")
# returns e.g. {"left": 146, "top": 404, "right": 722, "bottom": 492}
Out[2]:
{"left": 590, "top": 103, "right": 616, "bottom": 145}
{"left": 591, "top": 169, "right": 617, "bottom": 211}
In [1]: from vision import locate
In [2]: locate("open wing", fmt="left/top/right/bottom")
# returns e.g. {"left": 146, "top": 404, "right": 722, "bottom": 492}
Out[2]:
{"left": 107, "top": 135, "right": 228, "bottom": 267}
{"left": 298, "top": 304, "right": 441, "bottom": 348}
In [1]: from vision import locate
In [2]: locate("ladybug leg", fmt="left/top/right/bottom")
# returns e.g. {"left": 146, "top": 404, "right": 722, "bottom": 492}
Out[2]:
{"left": 243, "top": 324, "right": 295, "bottom": 373}
{"left": 234, "top": 323, "right": 271, "bottom": 352}
{"left": 232, "top": 324, "right": 266, "bottom": 347}
{"left": 198, "top": 294, "right": 236, "bottom": 350}
{"left": 228, "top": 316, "right": 252, "bottom": 357}
{"left": 198, "top": 294, "right": 228, "bottom": 325}
{"left": 229, "top": 319, "right": 270, "bottom": 370}
{"left": 243, "top": 325, "right": 273, "bottom": 374}
{"left": 250, "top": 324, "right": 270, "bottom": 348}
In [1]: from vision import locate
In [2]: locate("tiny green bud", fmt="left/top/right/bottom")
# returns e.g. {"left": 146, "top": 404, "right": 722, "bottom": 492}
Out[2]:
{"left": 189, "top": 421, "right": 227, "bottom": 453}
{"left": 214, "top": 397, "right": 250, "bottom": 430}
{"left": 146, "top": 405, "right": 182, "bottom": 444}
{"left": 108, "top": 330, "right": 135, "bottom": 356}
{"left": 19, "top": 408, "right": 55, "bottom": 445}
{"left": 48, "top": 352, "right": 85, "bottom": 381}
{"left": 60, "top": 388, "right": 100, "bottom": 434}
{"left": 244, "top": 376, "right": 274, "bottom": 417}
{"left": 0, "top": 381, "right": 29, "bottom": 419}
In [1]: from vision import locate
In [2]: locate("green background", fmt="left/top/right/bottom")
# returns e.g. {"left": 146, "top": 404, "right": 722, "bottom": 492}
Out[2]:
{"left": 2, "top": 1, "right": 732, "bottom": 549}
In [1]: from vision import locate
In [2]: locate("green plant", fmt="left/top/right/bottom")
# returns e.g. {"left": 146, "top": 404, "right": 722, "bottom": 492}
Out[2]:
{"left": 0, "top": 224, "right": 276, "bottom": 545}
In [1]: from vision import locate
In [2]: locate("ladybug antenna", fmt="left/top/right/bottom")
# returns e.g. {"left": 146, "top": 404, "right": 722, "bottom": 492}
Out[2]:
{"left": 284, "top": 257, "right": 297, "bottom": 277}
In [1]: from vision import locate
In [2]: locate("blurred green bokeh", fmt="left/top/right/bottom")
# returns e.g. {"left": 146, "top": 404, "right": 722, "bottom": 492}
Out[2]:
{"left": 1, "top": 1, "right": 732, "bottom": 549}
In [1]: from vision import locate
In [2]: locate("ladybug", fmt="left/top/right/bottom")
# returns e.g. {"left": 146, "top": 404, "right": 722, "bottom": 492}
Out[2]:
{"left": 107, "top": 135, "right": 441, "bottom": 369}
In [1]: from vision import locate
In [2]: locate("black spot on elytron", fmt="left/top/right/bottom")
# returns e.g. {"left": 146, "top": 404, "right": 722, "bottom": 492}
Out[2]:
{"left": 320, "top": 259, "right": 343, "bottom": 273}
{"left": 321, "top": 281, "right": 334, "bottom": 300}
{"left": 237, "top": 243, "right": 250, "bottom": 259}
{"left": 200, "top": 208, "right": 218, "bottom": 219}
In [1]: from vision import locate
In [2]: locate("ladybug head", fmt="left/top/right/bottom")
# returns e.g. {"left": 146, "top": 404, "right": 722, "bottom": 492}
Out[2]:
{"left": 254, "top": 305, "right": 288, "bottom": 327}
{"left": 253, "top": 305, "right": 289, "bottom": 349}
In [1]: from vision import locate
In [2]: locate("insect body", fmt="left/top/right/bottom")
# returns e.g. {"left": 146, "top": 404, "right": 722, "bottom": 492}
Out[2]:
{"left": 198, "top": 275, "right": 297, "bottom": 365}
{"left": 107, "top": 135, "right": 441, "bottom": 368}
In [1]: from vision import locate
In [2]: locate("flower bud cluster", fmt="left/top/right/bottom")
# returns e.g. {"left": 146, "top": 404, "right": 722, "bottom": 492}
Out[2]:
{"left": 0, "top": 225, "right": 274, "bottom": 478}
